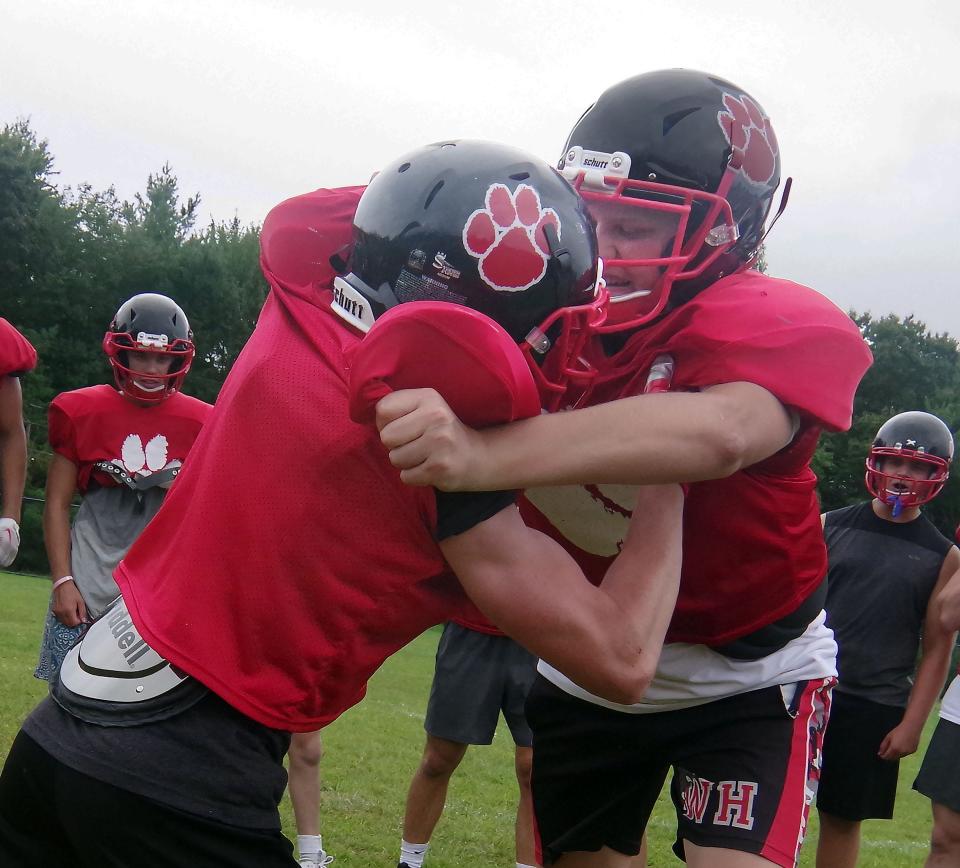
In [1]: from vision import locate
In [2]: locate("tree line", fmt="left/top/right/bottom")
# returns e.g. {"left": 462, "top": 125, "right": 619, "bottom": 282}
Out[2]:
{"left": 2, "top": 119, "right": 960, "bottom": 573}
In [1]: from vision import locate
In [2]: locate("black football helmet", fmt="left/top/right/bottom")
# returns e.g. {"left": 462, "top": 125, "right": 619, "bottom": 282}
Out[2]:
{"left": 331, "top": 139, "right": 605, "bottom": 408}
{"left": 559, "top": 68, "right": 785, "bottom": 329}
{"left": 865, "top": 411, "right": 954, "bottom": 511}
{"left": 102, "top": 293, "right": 195, "bottom": 403}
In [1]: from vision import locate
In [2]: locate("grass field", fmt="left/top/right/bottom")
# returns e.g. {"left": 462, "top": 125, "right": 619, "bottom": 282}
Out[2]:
{"left": 0, "top": 570, "right": 938, "bottom": 866}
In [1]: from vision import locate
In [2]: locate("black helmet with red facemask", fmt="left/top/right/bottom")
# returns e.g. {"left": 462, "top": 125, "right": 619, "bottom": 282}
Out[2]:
{"left": 331, "top": 139, "right": 606, "bottom": 409}
{"left": 103, "top": 293, "right": 195, "bottom": 403}
{"left": 865, "top": 411, "right": 954, "bottom": 516}
{"left": 559, "top": 69, "right": 785, "bottom": 330}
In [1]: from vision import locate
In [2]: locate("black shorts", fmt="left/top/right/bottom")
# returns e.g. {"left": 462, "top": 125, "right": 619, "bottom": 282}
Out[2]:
{"left": 914, "top": 717, "right": 960, "bottom": 813}
{"left": 0, "top": 731, "right": 297, "bottom": 868}
{"left": 525, "top": 674, "right": 834, "bottom": 868}
{"left": 424, "top": 621, "right": 536, "bottom": 746}
{"left": 816, "top": 691, "right": 905, "bottom": 821}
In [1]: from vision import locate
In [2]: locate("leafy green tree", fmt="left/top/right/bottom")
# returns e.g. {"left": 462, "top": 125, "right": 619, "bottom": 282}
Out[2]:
{"left": 1, "top": 120, "right": 267, "bottom": 571}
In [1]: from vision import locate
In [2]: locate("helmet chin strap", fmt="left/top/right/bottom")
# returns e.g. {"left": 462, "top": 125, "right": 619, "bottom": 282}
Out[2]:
{"left": 752, "top": 177, "right": 793, "bottom": 252}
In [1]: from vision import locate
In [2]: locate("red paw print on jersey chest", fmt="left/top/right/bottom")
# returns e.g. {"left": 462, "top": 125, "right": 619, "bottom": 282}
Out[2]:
{"left": 463, "top": 184, "right": 560, "bottom": 292}
{"left": 717, "top": 93, "right": 779, "bottom": 185}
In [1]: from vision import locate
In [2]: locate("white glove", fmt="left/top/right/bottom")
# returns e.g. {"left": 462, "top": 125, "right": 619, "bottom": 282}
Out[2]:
{"left": 0, "top": 518, "right": 20, "bottom": 568}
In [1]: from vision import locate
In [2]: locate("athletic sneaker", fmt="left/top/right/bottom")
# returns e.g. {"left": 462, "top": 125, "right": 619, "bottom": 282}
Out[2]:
{"left": 299, "top": 854, "right": 334, "bottom": 868}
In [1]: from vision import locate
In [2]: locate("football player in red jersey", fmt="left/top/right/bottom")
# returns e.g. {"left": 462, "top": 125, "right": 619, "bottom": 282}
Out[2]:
{"left": 0, "top": 140, "right": 684, "bottom": 868}
{"left": 34, "top": 293, "right": 211, "bottom": 681}
{"left": 375, "top": 71, "right": 874, "bottom": 868}
{"left": 0, "top": 319, "right": 38, "bottom": 568}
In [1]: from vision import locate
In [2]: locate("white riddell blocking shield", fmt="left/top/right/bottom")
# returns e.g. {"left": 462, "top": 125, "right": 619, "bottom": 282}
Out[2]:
{"left": 54, "top": 597, "right": 207, "bottom": 725}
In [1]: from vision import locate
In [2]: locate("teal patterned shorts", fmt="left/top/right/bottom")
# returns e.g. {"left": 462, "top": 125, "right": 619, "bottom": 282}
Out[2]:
{"left": 34, "top": 609, "right": 87, "bottom": 682}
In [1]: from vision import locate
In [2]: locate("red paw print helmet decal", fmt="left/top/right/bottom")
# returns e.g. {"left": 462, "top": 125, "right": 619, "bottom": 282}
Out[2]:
{"left": 463, "top": 184, "right": 560, "bottom": 292}
{"left": 717, "top": 93, "right": 779, "bottom": 186}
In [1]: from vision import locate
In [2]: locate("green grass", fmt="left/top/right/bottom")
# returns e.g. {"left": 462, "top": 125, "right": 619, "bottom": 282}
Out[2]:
{"left": 0, "top": 571, "right": 937, "bottom": 865}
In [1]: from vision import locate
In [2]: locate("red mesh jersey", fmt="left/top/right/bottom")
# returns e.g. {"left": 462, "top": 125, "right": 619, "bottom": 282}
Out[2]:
{"left": 521, "top": 270, "right": 873, "bottom": 645}
{"left": 117, "top": 187, "right": 539, "bottom": 730}
{"left": 49, "top": 386, "right": 210, "bottom": 492}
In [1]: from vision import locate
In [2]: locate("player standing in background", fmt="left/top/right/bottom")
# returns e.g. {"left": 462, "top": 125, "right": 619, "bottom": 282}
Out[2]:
{"left": 815, "top": 411, "right": 959, "bottom": 868}
{"left": 0, "top": 318, "right": 38, "bottom": 568}
{"left": 288, "top": 730, "right": 333, "bottom": 867}
{"left": 397, "top": 605, "right": 539, "bottom": 868}
{"left": 375, "top": 70, "right": 874, "bottom": 867}
{"left": 35, "top": 293, "right": 211, "bottom": 680}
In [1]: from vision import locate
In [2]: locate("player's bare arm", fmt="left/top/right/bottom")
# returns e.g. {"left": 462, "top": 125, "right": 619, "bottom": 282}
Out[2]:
{"left": 378, "top": 381, "right": 795, "bottom": 491}
{"left": 594, "top": 482, "right": 684, "bottom": 680}
{"left": 0, "top": 376, "right": 27, "bottom": 523}
{"left": 937, "top": 552, "right": 960, "bottom": 633}
{"left": 43, "top": 452, "right": 87, "bottom": 626}
{"left": 880, "top": 545, "right": 960, "bottom": 759}
{"left": 440, "top": 484, "right": 683, "bottom": 705}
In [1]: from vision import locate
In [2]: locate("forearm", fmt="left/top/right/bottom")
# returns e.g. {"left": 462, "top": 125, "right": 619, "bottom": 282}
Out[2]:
{"left": 462, "top": 385, "right": 791, "bottom": 491}
{"left": 441, "top": 486, "right": 682, "bottom": 703}
{"left": 471, "top": 395, "right": 733, "bottom": 489}
{"left": 0, "top": 374, "right": 28, "bottom": 521}
{"left": 902, "top": 644, "right": 955, "bottom": 731}
{"left": 458, "top": 536, "right": 648, "bottom": 702}
{"left": 43, "top": 503, "right": 73, "bottom": 580}
{"left": 596, "top": 485, "right": 683, "bottom": 680}
{"left": 938, "top": 571, "right": 960, "bottom": 632}
{"left": 0, "top": 423, "right": 27, "bottom": 521}
{"left": 443, "top": 506, "right": 681, "bottom": 703}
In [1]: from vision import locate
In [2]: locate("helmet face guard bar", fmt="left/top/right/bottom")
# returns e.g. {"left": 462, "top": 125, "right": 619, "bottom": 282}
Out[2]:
{"left": 103, "top": 332, "right": 195, "bottom": 403}
{"left": 522, "top": 278, "right": 609, "bottom": 412}
{"left": 569, "top": 171, "right": 739, "bottom": 332}
{"left": 865, "top": 449, "right": 950, "bottom": 512}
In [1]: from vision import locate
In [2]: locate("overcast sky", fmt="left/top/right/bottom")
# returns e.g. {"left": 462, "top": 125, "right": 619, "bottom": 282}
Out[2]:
{"left": 4, "top": 0, "right": 959, "bottom": 334}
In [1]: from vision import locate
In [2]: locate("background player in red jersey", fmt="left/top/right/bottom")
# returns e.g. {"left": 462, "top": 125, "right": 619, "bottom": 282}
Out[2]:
{"left": 815, "top": 412, "right": 959, "bottom": 868}
{"left": 376, "top": 71, "right": 874, "bottom": 868}
{"left": 35, "top": 293, "right": 211, "bottom": 680}
{"left": 0, "top": 319, "right": 38, "bottom": 568}
{"left": 0, "top": 140, "right": 684, "bottom": 868}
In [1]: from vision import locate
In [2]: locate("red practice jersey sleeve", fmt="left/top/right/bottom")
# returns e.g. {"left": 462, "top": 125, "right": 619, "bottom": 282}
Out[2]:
{"left": 0, "top": 318, "right": 38, "bottom": 376}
